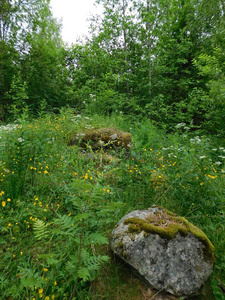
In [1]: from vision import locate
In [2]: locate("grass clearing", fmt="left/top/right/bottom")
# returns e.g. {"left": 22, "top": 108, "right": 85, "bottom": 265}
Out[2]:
{"left": 0, "top": 109, "right": 224, "bottom": 299}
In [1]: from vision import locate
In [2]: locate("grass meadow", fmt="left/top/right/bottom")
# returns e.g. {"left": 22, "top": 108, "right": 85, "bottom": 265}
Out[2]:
{"left": 0, "top": 108, "right": 225, "bottom": 299}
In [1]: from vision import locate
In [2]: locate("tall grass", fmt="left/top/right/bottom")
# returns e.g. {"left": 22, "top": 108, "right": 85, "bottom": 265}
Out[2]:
{"left": 0, "top": 109, "right": 224, "bottom": 299}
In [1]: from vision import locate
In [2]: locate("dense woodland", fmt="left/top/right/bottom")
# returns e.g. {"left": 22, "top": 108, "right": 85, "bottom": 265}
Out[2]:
{"left": 0, "top": 0, "right": 225, "bottom": 299}
{"left": 1, "top": 0, "right": 225, "bottom": 134}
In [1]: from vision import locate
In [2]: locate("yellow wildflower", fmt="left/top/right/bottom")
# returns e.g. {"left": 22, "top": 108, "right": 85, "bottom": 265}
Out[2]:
{"left": 2, "top": 201, "right": 6, "bottom": 207}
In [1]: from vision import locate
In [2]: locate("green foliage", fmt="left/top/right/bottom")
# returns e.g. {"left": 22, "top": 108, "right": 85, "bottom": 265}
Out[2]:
{"left": 0, "top": 0, "right": 72, "bottom": 120}
{"left": 0, "top": 0, "right": 225, "bottom": 297}
{"left": 1, "top": 0, "right": 225, "bottom": 135}
{"left": 5, "top": 74, "right": 29, "bottom": 120}
{"left": 33, "top": 219, "right": 50, "bottom": 241}
{"left": 193, "top": 48, "right": 225, "bottom": 134}
{"left": 62, "top": 0, "right": 225, "bottom": 135}
{"left": 0, "top": 110, "right": 125, "bottom": 299}
{"left": 0, "top": 111, "right": 225, "bottom": 298}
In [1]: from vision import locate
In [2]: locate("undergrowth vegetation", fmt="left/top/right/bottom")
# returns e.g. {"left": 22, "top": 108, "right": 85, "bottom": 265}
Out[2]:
{"left": 0, "top": 108, "right": 225, "bottom": 299}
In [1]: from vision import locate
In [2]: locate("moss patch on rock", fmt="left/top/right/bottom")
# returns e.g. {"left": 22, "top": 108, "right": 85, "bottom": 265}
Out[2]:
{"left": 124, "top": 208, "right": 215, "bottom": 263}
{"left": 68, "top": 127, "right": 131, "bottom": 150}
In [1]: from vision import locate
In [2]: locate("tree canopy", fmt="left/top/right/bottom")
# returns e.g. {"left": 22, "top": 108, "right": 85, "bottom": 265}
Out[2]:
{"left": 0, "top": 0, "right": 224, "bottom": 135}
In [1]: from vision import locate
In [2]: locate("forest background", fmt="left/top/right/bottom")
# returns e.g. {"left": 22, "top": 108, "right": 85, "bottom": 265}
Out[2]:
{"left": 0, "top": 0, "right": 225, "bottom": 299}
{"left": 1, "top": 0, "right": 225, "bottom": 134}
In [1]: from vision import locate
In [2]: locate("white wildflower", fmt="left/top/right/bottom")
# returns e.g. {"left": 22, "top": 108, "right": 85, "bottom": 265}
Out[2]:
{"left": 190, "top": 136, "right": 201, "bottom": 144}
{"left": 175, "top": 123, "right": 186, "bottom": 129}
{"left": 18, "top": 138, "right": 25, "bottom": 142}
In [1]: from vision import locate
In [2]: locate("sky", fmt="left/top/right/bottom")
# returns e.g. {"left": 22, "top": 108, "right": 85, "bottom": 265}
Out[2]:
{"left": 50, "top": 0, "right": 103, "bottom": 45}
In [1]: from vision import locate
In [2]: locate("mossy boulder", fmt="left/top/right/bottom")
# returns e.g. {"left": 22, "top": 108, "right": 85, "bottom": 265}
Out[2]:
{"left": 68, "top": 127, "right": 131, "bottom": 150}
{"left": 111, "top": 206, "right": 215, "bottom": 297}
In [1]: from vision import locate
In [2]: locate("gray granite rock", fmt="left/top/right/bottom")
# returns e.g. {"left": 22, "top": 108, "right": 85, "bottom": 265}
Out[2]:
{"left": 111, "top": 206, "right": 214, "bottom": 297}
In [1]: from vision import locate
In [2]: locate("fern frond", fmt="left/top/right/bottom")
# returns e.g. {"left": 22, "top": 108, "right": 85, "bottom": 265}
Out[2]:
{"left": 33, "top": 219, "right": 50, "bottom": 240}
{"left": 38, "top": 253, "right": 58, "bottom": 266}
{"left": 85, "top": 255, "right": 109, "bottom": 271}
{"left": 54, "top": 214, "right": 75, "bottom": 229}
{"left": 77, "top": 267, "right": 91, "bottom": 282}
{"left": 70, "top": 179, "right": 93, "bottom": 192}
{"left": 75, "top": 212, "right": 90, "bottom": 222}
{"left": 85, "top": 233, "right": 108, "bottom": 245}
{"left": 80, "top": 248, "right": 90, "bottom": 261}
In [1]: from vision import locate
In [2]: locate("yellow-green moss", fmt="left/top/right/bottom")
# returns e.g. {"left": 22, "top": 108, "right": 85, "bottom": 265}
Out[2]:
{"left": 68, "top": 127, "right": 131, "bottom": 150}
{"left": 117, "top": 241, "right": 125, "bottom": 249}
{"left": 124, "top": 209, "right": 215, "bottom": 262}
{"left": 128, "top": 224, "right": 142, "bottom": 234}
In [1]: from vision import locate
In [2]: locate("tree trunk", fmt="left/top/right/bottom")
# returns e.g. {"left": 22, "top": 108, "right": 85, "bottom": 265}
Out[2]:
{"left": 122, "top": 0, "right": 129, "bottom": 97}
{"left": 146, "top": 0, "right": 152, "bottom": 96}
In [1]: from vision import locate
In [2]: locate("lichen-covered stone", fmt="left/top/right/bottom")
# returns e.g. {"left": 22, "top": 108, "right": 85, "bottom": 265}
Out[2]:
{"left": 111, "top": 206, "right": 214, "bottom": 297}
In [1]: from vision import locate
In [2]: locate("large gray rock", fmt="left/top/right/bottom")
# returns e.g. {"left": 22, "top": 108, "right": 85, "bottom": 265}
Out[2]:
{"left": 111, "top": 206, "right": 215, "bottom": 297}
